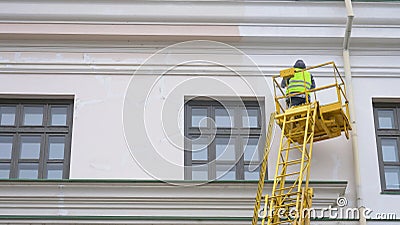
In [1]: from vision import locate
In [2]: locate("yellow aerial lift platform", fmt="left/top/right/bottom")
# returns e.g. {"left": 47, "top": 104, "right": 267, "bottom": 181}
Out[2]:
{"left": 252, "top": 61, "right": 351, "bottom": 225}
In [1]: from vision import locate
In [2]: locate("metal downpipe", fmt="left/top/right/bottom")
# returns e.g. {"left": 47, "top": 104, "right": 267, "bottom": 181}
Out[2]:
{"left": 342, "top": 0, "right": 366, "bottom": 224}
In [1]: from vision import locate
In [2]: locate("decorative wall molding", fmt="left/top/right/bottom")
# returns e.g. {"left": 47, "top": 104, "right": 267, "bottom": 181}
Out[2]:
{"left": 1, "top": 41, "right": 399, "bottom": 77}
{"left": 1, "top": 1, "right": 399, "bottom": 26}
{"left": 0, "top": 180, "right": 346, "bottom": 218}
{"left": 0, "top": 1, "right": 347, "bottom": 25}
{"left": 1, "top": 59, "right": 400, "bottom": 77}
{"left": 0, "top": 1, "right": 399, "bottom": 43}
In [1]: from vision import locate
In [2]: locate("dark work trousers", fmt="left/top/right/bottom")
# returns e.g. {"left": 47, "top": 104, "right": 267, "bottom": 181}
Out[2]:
{"left": 286, "top": 96, "right": 307, "bottom": 108}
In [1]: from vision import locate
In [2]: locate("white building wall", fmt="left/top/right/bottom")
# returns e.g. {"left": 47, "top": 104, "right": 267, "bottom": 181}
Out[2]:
{"left": 353, "top": 76, "right": 400, "bottom": 218}
{"left": 0, "top": 46, "right": 354, "bottom": 181}
{"left": 0, "top": 0, "right": 400, "bottom": 224}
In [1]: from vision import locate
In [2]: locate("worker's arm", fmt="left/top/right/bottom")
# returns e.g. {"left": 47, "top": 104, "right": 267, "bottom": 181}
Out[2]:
{"left": 311, "top": 74, "right": 316, "bottom": 89}
{"left": 281, "top": 78, "right": 289, "bottom": 88}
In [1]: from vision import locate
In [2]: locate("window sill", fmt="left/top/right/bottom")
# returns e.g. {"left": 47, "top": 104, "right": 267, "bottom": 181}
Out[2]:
{"left": 381, "top": 191, "right": 400, "bottom": 195}
{"left": 0, "top": 179, "right": 348, "bottom": 184}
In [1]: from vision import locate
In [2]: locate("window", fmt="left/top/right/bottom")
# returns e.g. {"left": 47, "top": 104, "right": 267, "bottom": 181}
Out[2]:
{"left": 184, "top": 98, "right": 264, "bottom": 180}
{"left": 373, "top": 101, "right": 400, "bottom": 191}
{"left": 0, "top": 98, "right": 73, "bottom": 179}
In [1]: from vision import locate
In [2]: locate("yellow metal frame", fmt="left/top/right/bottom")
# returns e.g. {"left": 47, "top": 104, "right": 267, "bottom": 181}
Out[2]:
{"left": 273, "top": 61, "right": 351, "bottom": 141}
{"left": 252, "top": 113, "right": 276, "bottom": 225}
{"left": 252, "top": 61, "right": 351, "bottom": 225}
{"left": 267, "top": 103, "right": 317, "bottom": 225}
{"left": 280, "top": 68, "right": 296, "bottom": 78}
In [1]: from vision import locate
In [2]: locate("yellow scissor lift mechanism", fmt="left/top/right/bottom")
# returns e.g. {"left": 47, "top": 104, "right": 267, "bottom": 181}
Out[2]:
{"left": 252, "top": 61, "right": 352, "bottom": 225}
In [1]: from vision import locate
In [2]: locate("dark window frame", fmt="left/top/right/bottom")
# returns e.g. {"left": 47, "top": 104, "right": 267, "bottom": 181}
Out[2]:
{"left": 373, "top": 101, "right": 400, "bottom": 192}
{"left": 0, "top": 98, "right": 73, "bottom": 179}
{"left": 184, "top": 98, "right": 265, "bottom": 181}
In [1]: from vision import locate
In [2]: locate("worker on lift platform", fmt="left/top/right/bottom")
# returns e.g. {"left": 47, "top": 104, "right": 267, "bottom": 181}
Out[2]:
{"left": 281, "top": 59, "right": 316, "bottom": 107}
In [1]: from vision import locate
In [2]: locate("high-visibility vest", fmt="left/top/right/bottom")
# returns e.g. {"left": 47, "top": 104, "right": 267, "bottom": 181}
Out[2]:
{"left": 286, "top": 68, "right": 312, "bottom": 95}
